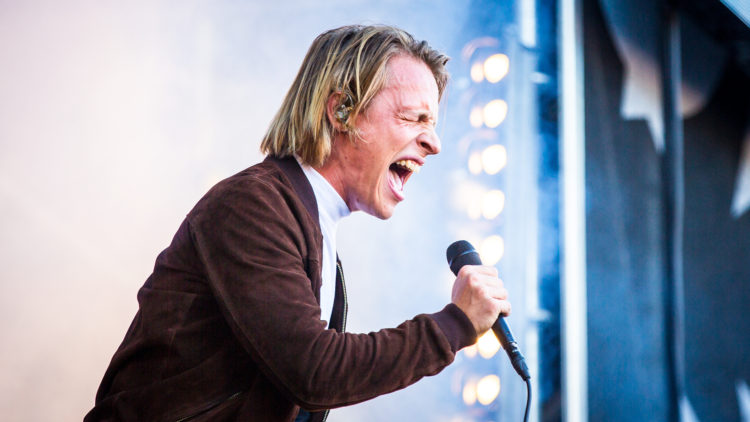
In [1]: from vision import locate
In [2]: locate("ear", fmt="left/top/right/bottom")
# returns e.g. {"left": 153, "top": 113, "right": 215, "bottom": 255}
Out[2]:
{"left": 326, "top": 91, "right": 351, "bottom": 133}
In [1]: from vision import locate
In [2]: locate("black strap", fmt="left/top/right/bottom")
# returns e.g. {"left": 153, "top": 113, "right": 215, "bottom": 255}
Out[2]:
{"left": 305, "top": 259, "right": 347, "bottom": 422}
{"left": 328, "top": 257, "right": 347, "bottom": 333}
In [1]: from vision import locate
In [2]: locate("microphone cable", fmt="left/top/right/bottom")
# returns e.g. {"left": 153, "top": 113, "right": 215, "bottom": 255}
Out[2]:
{"left": 523, "top": 378, "right": 531, "bottom": 422}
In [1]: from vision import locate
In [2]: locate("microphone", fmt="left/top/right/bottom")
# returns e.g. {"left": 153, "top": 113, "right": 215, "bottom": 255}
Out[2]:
{"left": 447, "top": 240, "right": 530, "bottom": 380}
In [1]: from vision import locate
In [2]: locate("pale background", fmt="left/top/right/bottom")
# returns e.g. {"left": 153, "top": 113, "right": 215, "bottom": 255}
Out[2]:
{"left": 0, "top": 1, "right": 478, "bottom": 420}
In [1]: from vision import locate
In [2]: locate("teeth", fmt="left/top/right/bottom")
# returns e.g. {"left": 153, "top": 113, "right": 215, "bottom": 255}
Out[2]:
{"left": 394, "top": 159, "right": 421, "bottom": 173}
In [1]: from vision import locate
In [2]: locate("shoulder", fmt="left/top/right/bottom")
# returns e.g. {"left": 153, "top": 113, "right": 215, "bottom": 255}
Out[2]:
{"left": 215, "top": 159, "right": 290, "bottom": 198}
{"left": 185, "top": 159, "right": 320, "bottom": 247}
{"left": 189, "top": 160, "right": 295, "bottom": 220}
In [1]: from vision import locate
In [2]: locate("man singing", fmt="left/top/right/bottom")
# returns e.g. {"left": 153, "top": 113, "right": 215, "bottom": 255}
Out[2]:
{"left": 85, "top": 24, "right": 511, "bottom": 422}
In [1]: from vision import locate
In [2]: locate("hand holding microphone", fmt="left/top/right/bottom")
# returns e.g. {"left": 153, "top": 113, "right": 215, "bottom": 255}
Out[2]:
{"left": 450, "top": 259, "right": 511, "bottom": 335}
{"left": 447, "top": 240, "right": 530, "bottom": 381}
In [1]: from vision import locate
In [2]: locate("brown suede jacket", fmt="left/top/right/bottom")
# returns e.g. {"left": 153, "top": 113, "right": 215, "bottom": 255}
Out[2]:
{"left": 85, "top": 156, "right": 477, "bottom": 421}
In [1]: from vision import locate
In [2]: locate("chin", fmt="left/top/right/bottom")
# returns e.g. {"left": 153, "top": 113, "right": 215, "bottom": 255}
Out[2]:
{"left": 356, "top": 192, "right": 399, "bottom": 220}
{"left": 365, "top": 208, "right": 394, "bottom": 220}
{"left": 364, "top": 204, "right": 396, "bottom": 220}
{"left": 377, "top": 210, "right": 394, "bottom": 220}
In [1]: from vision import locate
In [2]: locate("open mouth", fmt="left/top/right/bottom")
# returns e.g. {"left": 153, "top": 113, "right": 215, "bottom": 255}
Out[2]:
{"left": 388, "top": 159, "right": 421, "bottom": 196}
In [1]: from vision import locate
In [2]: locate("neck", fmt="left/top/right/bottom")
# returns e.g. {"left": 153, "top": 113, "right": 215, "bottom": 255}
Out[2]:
{"left": 314, "top": 156, "right": 352, "bottom": 212}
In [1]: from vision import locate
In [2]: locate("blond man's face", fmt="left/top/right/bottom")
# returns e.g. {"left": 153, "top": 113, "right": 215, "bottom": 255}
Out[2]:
{"left": 321, "top": 55, "right": 441, "bottom": 219}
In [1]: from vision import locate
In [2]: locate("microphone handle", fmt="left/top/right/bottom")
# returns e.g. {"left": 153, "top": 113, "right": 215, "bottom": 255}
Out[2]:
{"left": 493, "top": 317, "right": 530, "bottom": 380}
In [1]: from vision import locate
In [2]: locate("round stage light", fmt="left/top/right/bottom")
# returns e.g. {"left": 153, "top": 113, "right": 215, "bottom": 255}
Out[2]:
{"left": 477, "top": 330, "right": 501, "bottom": 359}
{"left": 480, "top": 235, "right": 504, "bottom": 265}
{"left": 477, "top": 375, "right": 501, "bottom": 405}
{"left": 462, "top": 379, "right": 478, "bottom": 405}
{"left": 470, "top": 62, "right": 484, "bottom": 83}
{"left": 463, "top": 343, "right": 478, "bottom": 358}
{"left": 481, "top": 144, "right": 507, "bottom": 175}
{"left": 482, "top": 190, "right": 505, "bottom": 219}
{"left": 468, "top": 151, "right": 483, "bottom": 175}
{"left": 484, "top": 53, "right": 509, "bottom": 83}
{"left": 482, "top": 99, "right": 508, "bottom": 128}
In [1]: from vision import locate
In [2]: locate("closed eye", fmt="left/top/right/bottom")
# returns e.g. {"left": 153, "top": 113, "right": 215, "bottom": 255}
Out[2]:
{"left": 401, "top": 113, "right": 436, "bottom": 127}
{"left": 418, "top": 114, "right": 437, "bottom": 127}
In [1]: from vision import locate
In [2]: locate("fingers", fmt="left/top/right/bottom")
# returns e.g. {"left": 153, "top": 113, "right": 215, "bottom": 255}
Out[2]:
{"left": 457, "top": 264, "right": 498, "bottom": 278}
{"left": 498, "top": 299, "right": 512, "bottom": 317}
{"left": 485, "top": 286, "right": 510, "bottom": 318}
{"left": 451, "top": 264, "right": 513, "bottom": 334}
{"left": 488, "top": 285, "right": 508, "bottom": 301}
{"left": 457, "top": 265, "right": 506, "bottom": 300}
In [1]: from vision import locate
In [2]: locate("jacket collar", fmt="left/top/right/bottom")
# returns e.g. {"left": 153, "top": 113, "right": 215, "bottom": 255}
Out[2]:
{"left": 264, "top": 155, "right": 319, "bottom": 223}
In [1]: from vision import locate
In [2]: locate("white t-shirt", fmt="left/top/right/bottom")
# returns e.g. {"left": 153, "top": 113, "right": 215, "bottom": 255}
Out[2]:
{"left": 297, "top": 158, "right": 350, "bottom": 324}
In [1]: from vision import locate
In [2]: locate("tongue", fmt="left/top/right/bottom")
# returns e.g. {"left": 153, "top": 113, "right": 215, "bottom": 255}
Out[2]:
{"left": 389, "top": 168, "right": 403, "bottom": 192}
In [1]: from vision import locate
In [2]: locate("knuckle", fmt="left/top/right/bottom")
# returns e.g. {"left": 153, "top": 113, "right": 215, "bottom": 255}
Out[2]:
{"left": 457, "top": 266, "right": 473, "bottom": 280}
{"left": 467, "top": 273, "right": 481, "bottom": 288}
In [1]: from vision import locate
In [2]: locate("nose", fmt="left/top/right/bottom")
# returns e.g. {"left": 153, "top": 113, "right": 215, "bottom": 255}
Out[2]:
{"left": 418, "top": 129, "right": 441, "bottom": 155}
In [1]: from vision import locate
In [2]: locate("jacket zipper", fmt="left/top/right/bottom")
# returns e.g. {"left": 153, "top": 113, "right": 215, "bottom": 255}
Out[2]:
{"left": 337, "top": 261, "right": 348, "bottom": 332}
{"left": 321, "top": 262, "right": 348, "bottom": 422}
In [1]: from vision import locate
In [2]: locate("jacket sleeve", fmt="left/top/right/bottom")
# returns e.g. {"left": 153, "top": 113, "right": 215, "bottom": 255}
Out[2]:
{"left": 186, "top": 175, "right": 477, "bottom": 410}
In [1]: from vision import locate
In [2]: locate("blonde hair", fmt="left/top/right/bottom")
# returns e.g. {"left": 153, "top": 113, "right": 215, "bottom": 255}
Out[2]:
{"left": 260, "top": 25, "right": 449, "bottom": 167}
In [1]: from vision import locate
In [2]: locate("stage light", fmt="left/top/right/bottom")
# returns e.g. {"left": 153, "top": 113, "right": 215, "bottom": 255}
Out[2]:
{"left": 484, "top": 54, "right": 509, "bottom": 83}
{"left": 477, "top": 330, "right": 501, "bottom": 359}
{"left": 482, "top": 99, "right": 507, "bottom": 128}
{"left": 482, "top": 189, "right": 505, "bottom": 219}
{"left": 462, "top": 379, "right": 478, "bottom": 405}
{"left": 476, "top": 375, "right": 501, "bottom": 405}
{"left": 479, "top": 235, "right": 504, "bottom": 265}
{"left": 463, "top": 343, "right": 478, "bottom": 358}
{"left": 454, "top": 181, "right": 484, "bottom": 219}
{"left": 469, "top": 106, "right": 484, "bottom": 128}
{"left": 481, "top": 144, "right": 507, "bottom": 175}
{"left": 467, "top": 195, "right": 482, "bottom": 220}
{"left": 470, "top": 62, "right": 484, "bottom": 83}
{"left": 468, "top": 151, "right": 483, "bottom": 175}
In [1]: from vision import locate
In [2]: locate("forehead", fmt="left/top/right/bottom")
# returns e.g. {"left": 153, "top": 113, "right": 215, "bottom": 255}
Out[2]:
{"left": 381, "top": 55, "right": 439, "bottom": 108}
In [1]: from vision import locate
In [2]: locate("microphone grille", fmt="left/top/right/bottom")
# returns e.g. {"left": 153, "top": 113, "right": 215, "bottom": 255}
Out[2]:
{"left": 446, "top": 240, "right": 476, "bottom": 264}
